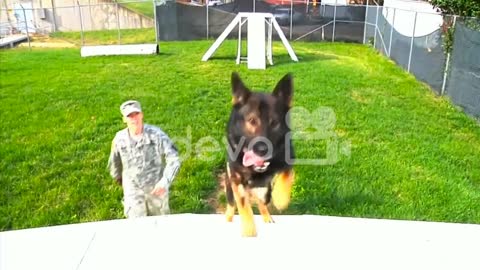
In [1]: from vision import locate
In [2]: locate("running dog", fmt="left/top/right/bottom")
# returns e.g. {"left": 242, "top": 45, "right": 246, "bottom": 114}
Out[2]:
{"left": 225, "top": 72, "right": 295, "bottom": 237}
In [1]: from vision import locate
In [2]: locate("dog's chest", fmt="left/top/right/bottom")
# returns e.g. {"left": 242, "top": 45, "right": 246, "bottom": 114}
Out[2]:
{"left": 242, "top": 172, "right": 273, "bottom": 188}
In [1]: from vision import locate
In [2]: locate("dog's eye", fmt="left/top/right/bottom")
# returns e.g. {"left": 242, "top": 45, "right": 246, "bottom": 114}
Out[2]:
{"left": 270, "top": 119, "right": 280, "bottom": 129}
{"left": 248, "top": 117, "right": 258, "bottom": 126}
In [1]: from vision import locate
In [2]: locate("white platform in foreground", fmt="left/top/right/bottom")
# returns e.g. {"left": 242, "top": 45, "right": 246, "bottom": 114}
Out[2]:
{"left": 1, "top": 214, "right": 479, "bottom": 270}
{"left": 80, "top": 44, "right": 158, "bottom": 57}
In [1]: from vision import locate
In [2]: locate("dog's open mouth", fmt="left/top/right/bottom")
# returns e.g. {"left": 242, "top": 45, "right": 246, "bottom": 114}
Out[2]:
{"left": 242, "top": 150, "right": 270, "bottom": 172}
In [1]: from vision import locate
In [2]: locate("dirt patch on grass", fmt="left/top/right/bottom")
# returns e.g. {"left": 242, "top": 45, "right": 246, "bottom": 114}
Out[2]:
{"left": 18, "top": 34, "right": 76, "bottom": 48}
{"left": 207, "top": 169, "right": 227, "bottom": 214}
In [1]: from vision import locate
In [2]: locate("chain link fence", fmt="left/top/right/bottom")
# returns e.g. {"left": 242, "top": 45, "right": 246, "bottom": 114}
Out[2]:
{"left": 444, "top": 17, "right": 480, "bottom": 119}
{"left": 159, "top": 0, "right": 479, "bottom": 119}
{"left": 0, "top": 0, "right": 156, "bottom": 46}
{"left": 364, "top": 5, "right": 479, "bottom": 119}
{"left": 1, "top": 0, "right": 478, "bottom": 119}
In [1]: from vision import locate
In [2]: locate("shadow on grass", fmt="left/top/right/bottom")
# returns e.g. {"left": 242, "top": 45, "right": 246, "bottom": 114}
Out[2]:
{"left": 271, "top": 52, "right": 338, "bottom": 67}
{"left": 287, "top": 191, "right": 385, "bottom": 217}
{"left": 206, "top": 165, "right": 384, "bottom": 218}
{"left": 205, "top": 52, "right": 337, "bottom": 68}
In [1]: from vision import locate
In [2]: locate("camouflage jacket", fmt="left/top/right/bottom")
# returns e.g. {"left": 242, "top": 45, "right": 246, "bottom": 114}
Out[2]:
{"left": 107, "top": 124, "right": 181, "bottom": 189}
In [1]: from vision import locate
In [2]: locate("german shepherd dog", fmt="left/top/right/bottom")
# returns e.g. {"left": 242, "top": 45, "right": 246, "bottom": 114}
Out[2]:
{"left": 225, "top": 72, "right": 295, "bottom": 237}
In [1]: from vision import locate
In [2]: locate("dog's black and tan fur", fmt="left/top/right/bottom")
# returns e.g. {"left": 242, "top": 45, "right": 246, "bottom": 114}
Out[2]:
{"left": 225, "top": 72, "right": 295, "bottom": 237}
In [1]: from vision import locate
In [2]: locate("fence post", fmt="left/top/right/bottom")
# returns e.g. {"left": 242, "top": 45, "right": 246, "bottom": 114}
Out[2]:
{"left": 407, "top": 11, "right": 417, "bottom": 72}
{"left": 388, "top": 7, "right": 395, "bottom": 57}
{"left": 373, "top": 3, "right": 379, "bottom": 49}
{"left": 88, "top": 0, "right": 94, "bottom": 31}
{"left": 332, "top": 0, "right": 337, "bottom": 42}
{"left": 115, "top": 0, "right": 121, "bottom": 44}
{"left": 363, "top": 0, "right": 369, "bottom": 44}
{"left": 290, "top": 0, "right": 293, "bottom": 40}
{"left": 153, "top": 0, "right": 159, "bottom": 44}
{"left": 20, "top": 4, "right": 31, "bottom": 51}
{"left": 441, "top": 15, "right": 457, "bottom": 96}
{"left": 77, "top": 0, "right": 84, "bottom": 46}
{"left": 50, "top": 0, "right": 57, "bottom": 32}
{"left": 206, "top": 1, "right": 209, "bottom": 39}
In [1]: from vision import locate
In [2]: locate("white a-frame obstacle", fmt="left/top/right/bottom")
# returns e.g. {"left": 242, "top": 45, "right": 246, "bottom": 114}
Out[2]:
{"left": 201, "top": 12, "right": 298, "bottom": 70}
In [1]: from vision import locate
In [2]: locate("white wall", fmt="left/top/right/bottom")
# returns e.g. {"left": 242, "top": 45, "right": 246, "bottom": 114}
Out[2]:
{"left": 383, "top": 0, "right": 443, "bottom": 37}
{"left": 1, "top": 0, "right": 154, "bottom": 34}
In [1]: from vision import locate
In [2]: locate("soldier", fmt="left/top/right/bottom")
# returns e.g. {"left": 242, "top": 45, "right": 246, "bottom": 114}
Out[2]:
{"left": 107, "top": 100, "right": 181, "bottom": 218}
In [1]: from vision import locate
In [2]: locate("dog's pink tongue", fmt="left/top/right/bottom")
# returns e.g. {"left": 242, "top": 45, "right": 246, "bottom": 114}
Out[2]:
{"left": 243, "top": 150, "right": 265, "bottom": 167}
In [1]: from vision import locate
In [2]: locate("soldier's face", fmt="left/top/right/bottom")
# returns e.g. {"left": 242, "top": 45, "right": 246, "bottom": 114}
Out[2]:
{"left": 124, "top": 112, "right": 144, "bottom": 133}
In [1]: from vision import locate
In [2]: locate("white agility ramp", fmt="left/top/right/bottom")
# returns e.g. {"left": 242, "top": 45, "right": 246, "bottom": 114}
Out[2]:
{"left": 80, "top": 44, "right": 158, "bottom": 57}
{"left": 202, "top": 12, "right": 298, "bottom": 70}
{"left": 1, "top": 214, "right": 479, "bottom": 270}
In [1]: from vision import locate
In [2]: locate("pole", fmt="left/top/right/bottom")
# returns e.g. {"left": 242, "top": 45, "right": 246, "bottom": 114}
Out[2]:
{"left": 441, "top": 15, "right": 457, "bottom": 95}
{"left": 89, "top": 0, "right": 94, "bottom": 31}
{"left": 77, "top": 0, "right": 84, "bottom": 46}
{"left": 115, "top": 0, "right": 121, "bottom": 44}
{"left": 363, "top": 0, "right": 369, "bottom": 44}
{"left": 388, "top": 7, "right": 395, "bottom": 57}
{"left": 373, "top": 3, "right": 379, "bottom": 48}
{"left": 290, "top": 0, "right": 293, "bottom": 40}
{"left": 332, "top": 0, "right": 337, "bottom": 42}
{"left": 407, "top": 11, "right": 417, "bottom": 72}
{"left": 206, "top": 0, "right": 209, "bottom": 39}
{"left": 20, "top": 4, "right": 31, "bottom": 51}
{"left": 153, "top": 0, "right": 159, "bottom": 44}
{"left": 51, "top": 0, "right": 57, "bottom": 32}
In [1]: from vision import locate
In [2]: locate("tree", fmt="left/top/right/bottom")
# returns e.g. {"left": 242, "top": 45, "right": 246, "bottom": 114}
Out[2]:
{"left": 429, "top": 0, "right": 480, "bottom": 17}
{"left": 429, "top": 0, "right": 480, "bottom": 55}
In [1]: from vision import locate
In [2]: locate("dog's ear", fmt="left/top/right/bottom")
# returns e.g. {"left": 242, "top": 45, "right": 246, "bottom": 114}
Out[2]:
{"left": 231, "top": 72, "right": 251, "bottom": 105}
{"left": 273, "top": 73, "right": 293, "bottom": 107}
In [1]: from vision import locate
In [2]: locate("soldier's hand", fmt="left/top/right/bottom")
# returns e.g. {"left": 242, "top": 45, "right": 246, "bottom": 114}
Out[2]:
{"left": 151, "top": 186, "right": 167, "bottom": 196}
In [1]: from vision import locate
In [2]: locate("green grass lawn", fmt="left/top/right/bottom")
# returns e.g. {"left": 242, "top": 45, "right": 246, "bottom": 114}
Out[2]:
{"left": 118, "top": 0, "right": 154, "bottom": 18}
{"left": 1, "top": 36, "right": 479, "bottom": 232}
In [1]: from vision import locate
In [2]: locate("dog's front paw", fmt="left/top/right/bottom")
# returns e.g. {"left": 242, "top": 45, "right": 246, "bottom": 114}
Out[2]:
{"left": 262, "top": 215, "right": 275, "bottom": 223}
{"left": 242, "top": 222, "right": 257, "bottom": 237}
{"left": 272, "top": 171, "right": 294, "bottom": 210}
{"left": 225, "top": 205, "right": 235, "bottom": 222}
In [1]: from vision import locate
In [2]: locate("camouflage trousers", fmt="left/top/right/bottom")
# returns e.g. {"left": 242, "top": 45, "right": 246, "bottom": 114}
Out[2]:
{"left": 122, "top": 180, "right": 170, "bottom": 218}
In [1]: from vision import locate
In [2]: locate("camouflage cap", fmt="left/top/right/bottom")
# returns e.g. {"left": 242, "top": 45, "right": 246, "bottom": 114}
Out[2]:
{"left": 120, "top": 100, "right": 142, "bottom": 117}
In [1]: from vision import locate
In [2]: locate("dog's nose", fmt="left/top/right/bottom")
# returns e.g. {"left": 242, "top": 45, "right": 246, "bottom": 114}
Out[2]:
{"left": 253, "top": 141, "right": 269, "bottom": 157}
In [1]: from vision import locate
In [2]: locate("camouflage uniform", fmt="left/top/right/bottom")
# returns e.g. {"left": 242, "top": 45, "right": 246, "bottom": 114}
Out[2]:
{"left": 108, "top": 124, "right": 181, "bottom": 218}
